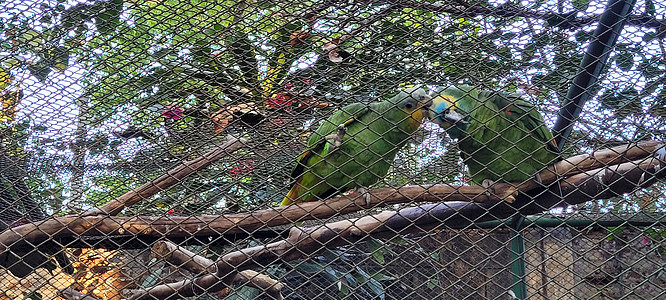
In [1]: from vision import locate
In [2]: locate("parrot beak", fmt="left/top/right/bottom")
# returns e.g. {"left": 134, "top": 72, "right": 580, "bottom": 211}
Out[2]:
{"left": 438, "top": 108, "right": 467, "bottom": 127}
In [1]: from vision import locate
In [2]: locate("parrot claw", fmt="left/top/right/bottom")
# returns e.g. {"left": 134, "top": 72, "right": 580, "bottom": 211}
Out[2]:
{"left": 481, "top": 179, "right": 495, "bottom": 189}
{"left": 481, "top": 179, "right": 500, "bottom": 198}
{"left": 357, "top": 187, "right": 372, "bottom": 207}
{"left": 533, "top": 173, "right": 543, "bottom": 185}
{"left": 325, "top": 124, "right": 348, "bottom": 152}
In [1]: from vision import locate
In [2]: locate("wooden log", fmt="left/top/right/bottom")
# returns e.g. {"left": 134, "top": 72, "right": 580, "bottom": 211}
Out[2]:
{"left": 151, "top": 240, "right": 216, "bottom": 274}
{"left": 495, "top": 140, "right": 663, "bottom": 200}
{"left": 0, "top": 184, "right": 501, "bottom": 250}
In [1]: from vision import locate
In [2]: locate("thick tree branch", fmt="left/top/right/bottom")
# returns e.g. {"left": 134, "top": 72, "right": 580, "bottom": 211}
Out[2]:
{"left": 0, "top": 141, "right": 661, "bottom": 252}
{"left": 82, "top": 136, "right": 246, "bottom": 216}
{"left": 151, "top": 241, "right": 216, "bottom": 275}
{"left": 134, "top": 152, "right": 666, "bottom": 298}
{"left": 135, "top": 241, "right": 282, "bottom": 300}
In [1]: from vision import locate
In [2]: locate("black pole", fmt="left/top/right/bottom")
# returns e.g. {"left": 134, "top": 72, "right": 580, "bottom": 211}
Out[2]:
{"left": 552, "top": 0, "right": 637, "bottom": 150}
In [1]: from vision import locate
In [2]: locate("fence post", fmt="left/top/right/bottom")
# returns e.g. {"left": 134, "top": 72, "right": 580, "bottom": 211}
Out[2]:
{"left": 511, "top": 215, "right": 527, "bottom": 300}
{"left": 552, "top": 0, "right": 637, "bottom": 148}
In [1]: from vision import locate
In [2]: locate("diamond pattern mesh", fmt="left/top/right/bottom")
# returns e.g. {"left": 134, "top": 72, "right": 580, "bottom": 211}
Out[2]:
{"left": 0, "top": 0, "right": 665, "bottom": 299}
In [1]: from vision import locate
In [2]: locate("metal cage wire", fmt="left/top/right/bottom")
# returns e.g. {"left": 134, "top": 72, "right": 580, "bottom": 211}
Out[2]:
{"left": 0, "top": 0, "right": 665, "bottom": 299}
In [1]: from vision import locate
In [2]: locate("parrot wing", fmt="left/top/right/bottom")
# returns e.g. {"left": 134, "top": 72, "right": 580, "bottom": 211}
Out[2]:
{"left": 491, "top": 92, "right": 559, "bottom": 153}
{"left": 289, "top": 103, "right": 370, "bottom": 187}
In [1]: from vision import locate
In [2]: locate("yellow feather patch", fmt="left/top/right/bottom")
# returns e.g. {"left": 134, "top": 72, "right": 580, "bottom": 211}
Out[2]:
{"left": 437, "top": 94, "right": 457, "bottom": 109}
{"left": 281, "top": 185, "right": 301, "bottom": 206}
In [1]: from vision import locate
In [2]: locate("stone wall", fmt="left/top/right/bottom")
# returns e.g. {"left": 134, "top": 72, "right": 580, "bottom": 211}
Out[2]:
{"left": 525, "top": 226, "right": 666, "bottom": 300}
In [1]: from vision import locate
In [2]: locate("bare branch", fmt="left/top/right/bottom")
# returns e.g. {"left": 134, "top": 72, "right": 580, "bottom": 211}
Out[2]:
{"left": 151, "top": 241, "right": 217, "bottom": 275}
{"left": 82, "top": 136, "right": 246, "bottom": 216}
{"left": 137, "top": 241, "right": 283, "bottom": 300}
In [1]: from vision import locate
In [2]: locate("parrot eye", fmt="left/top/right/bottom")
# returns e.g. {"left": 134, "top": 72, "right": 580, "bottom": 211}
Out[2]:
{"left": 404, "top": 100, "right": 416, "bottom": 110}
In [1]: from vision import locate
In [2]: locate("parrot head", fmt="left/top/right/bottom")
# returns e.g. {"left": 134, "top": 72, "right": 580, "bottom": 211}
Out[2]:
{"left": 389, "top": 85, "right": 433, "bottom": 127}
{"left": 429, "top": 88, "right": 470, "bottom": 137}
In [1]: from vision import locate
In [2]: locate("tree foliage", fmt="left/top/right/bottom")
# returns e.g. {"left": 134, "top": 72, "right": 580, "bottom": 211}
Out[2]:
{"left": 1, "top": 0, "right": 666, "bottom": 215}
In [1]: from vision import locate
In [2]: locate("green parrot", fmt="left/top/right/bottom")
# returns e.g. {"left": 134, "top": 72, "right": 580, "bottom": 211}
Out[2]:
{"left": 281, "top": 86, "right": 432, "bottom": 206}
{"left": 429, "top": 85, "right": 559, "bottom": 186}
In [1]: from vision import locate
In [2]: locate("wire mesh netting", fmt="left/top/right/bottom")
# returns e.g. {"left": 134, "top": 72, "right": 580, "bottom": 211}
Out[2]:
{"left": 1, "top": 0, "right": 666, "bottom": 299}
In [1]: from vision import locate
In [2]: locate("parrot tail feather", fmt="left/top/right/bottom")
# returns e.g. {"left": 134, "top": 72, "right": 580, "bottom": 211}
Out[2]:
{"left": 281, "top": 186, "right": 301, "bottom": 206}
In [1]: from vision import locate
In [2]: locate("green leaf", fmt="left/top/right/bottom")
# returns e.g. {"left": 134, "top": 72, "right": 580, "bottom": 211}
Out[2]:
{"left": 19, "top": 29, "right": 43, "bottom": 49}
{"left": 225, "top": 285, "right": 261, "bottom": 300}
{"left": 367, "top": 239, "right": 385, "bottom": 264}
{"left": 355, "top": 266, "right": 385, "bottom": 299}
{"left": 293, "top": 261, "right": 326, "bottom": 273}
{"left": 27, "top": 61, "right": 52, "bottom": 82}
{"left": 531, "top": 0, "right": 548, "bottom": 9}
{"left": 141, "top": 258, "right": 163, "bottom": 287}
{"left": 575, "top": 30, "right": 593, "bottom": 42}
{"left": 599, "top": 88, "right": 641, "bottom": 118}
{"left": 426, "top": 278, "right": 439, "bottom": 289}
{"left": 386, "top": 236, "right": 407, "bottom": 245}
{"left": 615, "top": 51, "right": 634, "bottom": 71}
{"left": 643, "top": 32, "right": 656, "bottom": 43}
{"left": 521, "top": 43, "right": 536, "bottom": 61}
{"left": 24, "top": 292, "right": 42, "bottom": 300}
{"left": 0, "top": 57, "right": 22, "bottom": 69}
{"left": 96, "top": 0, "right": 123, "bottom": 36}
{"left": 638, "top": 59, "right": 661, "bottom": 78}
{"left": 646, "top": 0, "right": 656, "bottom": 16}
{"left": 48, "top": 46, "right": 70, "bottom": 72}
{"left": 606, "top": 226, "right": 626, "bottom": 240}
{"left": 572, "top": 0, "right": 590, "bottom": 11}
{"left": 430, "top": 252, "right": 440, "bottom": 260}
{"left": 371, "top": 271, "right": 396, "bottom": 282}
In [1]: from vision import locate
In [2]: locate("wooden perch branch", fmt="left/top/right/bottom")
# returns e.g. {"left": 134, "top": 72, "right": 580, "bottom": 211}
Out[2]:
{"left": 502, "top": 140, "right": 663, "bottom": 197}
{"left": 130, "top": 143, "right": 666, "bottom": 299}
{"left": 83, "top": 136, "right": 246, "bottom": 216}
{"left": 136, "top": 241, "right": 282, "bottom": 300}
{"left": 151, "top": 241, "right": 216, "bottom": 275}
{"left": 0, "top": 141, "right": 662, "bottom": 252}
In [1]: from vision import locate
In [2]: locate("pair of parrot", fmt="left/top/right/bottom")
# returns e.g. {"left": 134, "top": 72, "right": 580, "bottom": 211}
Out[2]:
{"left": 281, "top": 85, "right": 559, "bottom": 205}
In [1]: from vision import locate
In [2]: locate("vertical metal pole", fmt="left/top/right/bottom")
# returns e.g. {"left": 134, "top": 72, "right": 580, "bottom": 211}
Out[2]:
{"left": 551, "top": 0, "right": 637, "bottom": 150}
{"left": 510, "top": 215, "right": 527, "bottom": 299}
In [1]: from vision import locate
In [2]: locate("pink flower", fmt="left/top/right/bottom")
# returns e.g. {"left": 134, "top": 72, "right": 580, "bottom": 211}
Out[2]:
{"left": 641, "top": 235, "right": 650, "bottom": 245}
{"left": 162, "top": 105, "right": 184, "bottom": 120}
